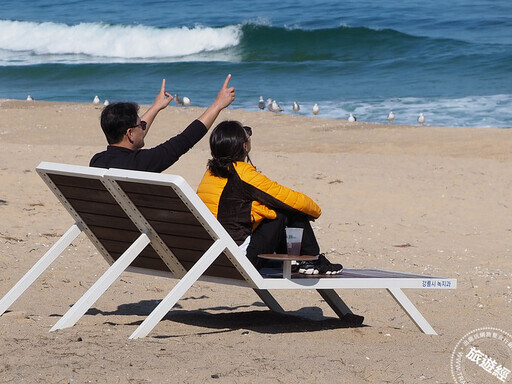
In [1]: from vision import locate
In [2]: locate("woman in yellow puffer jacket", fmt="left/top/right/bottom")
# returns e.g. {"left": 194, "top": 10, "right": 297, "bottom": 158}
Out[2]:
{"left": 197, "top": 120, "right": 342, "bottom": 274}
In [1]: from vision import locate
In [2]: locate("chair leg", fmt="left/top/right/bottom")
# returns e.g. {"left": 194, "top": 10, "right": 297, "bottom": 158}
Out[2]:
{"left": 387, "top": 288, "right": 437, "bottom": 335}
{"left": 317, "top": 289, "right": 365, "bottom": 325}
{"left": 0, "top": 224, "right": 82, "bottom": 316}
{"left": 129, "top": 239, "right": 226, "bottom": 339}
{"left": 253, "top": 289, "right": 284, "bottom": 313}
{"left": 50, "top": 233, "right": 151, "bottom": 332}
{"left": 317, "top": 289, "right": 353, "bottom": 317}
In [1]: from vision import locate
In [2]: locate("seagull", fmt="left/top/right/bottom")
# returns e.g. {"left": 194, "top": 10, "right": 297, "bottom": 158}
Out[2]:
{"left": 418, "top": 113, "right": 425, "bottom": 125}
{"left": 271, "top": 100, "right": 283, "bottom": 112}
{"left": 103, "top": 100, "right": 110, "bottom": 106}
{"left": 26, "top": 95, "right": 33, "bottom": 101}
{"left": 182, "top": 96, "right": 191, "bottom": 106}
{"left": 258, "top": 96, "right": 265, "bottom": 110}
{"left": 93, "top": 95, "right": 100, "bottom": 104}
{"left": 312, "top": 103, "right": 320, "bottom": 115}
{"left": 293, "top": 101, "right": 300, "bottom": 112}
{"left": 387, "top": 111, "right": 395, "bottom": 123}
{"left": 267, "top": 98, "right": 273, "bottom": 111}
{"left": 348, "top": 113, "right": 357, "bottom": 122}
{"left": 174, "top": 94, "right": 184, "bottom": 106}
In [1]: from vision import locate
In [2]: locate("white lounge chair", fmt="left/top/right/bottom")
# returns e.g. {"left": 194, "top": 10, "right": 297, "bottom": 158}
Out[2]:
{"left": 0, "top": 162, "right": 457, "bottom": 338}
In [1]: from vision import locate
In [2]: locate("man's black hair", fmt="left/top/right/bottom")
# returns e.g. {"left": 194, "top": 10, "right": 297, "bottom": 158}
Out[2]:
{"left": 100, "top": 102, "right": 140, "bottom": 144}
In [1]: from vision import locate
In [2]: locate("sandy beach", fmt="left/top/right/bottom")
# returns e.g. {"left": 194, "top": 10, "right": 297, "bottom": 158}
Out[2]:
{"left": 0, "top": 99, "right": 511, "bottom": 383}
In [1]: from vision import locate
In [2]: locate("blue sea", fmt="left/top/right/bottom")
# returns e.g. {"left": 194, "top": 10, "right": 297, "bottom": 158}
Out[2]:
{"left": 1, "top": 0, "right": 511, "bottom": 128}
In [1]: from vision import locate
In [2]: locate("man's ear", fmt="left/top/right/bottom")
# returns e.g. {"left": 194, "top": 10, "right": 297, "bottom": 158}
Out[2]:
{"left": 126, "top": 129, "right": 134, "bottom": 143}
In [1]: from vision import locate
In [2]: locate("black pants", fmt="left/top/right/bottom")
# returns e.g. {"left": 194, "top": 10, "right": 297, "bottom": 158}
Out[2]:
{"left": 245, "top": 211, "right": 320, "bottom": 269}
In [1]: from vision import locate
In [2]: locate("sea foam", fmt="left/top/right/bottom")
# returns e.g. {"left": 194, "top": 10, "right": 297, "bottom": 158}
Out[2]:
{"left": 293, "top": 95, "right": 512, "bottom": 128}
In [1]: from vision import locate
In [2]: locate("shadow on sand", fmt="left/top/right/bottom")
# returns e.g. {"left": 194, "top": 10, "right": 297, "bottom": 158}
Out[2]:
{"left": 48, "top": 298, "right": 365, "bottom": 337}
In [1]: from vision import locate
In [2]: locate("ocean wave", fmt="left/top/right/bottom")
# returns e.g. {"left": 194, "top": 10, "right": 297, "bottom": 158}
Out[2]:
{"left": 0, "top": 19, "right": 479, "bottom": 66}
{"left": 0, "top": 19, "right": 241, "bottom": 62}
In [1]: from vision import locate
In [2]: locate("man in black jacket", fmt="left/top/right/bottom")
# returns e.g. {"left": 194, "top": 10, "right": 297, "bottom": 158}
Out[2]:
{"left": 90, "top": 74, "right": 235, "bottom": 172}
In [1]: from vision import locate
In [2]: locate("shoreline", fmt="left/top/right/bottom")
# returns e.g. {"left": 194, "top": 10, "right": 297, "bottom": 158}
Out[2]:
{"left": 2, "top": 98, "right": 511, "bottom": 132}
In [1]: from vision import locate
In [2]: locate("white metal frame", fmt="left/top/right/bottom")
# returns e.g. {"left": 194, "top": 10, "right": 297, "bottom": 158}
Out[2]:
{"left": 0, "top": 162, "right": 457, "bottom": 339}
{"left": 0, "top": 163, "right": 109, "bottom": 316}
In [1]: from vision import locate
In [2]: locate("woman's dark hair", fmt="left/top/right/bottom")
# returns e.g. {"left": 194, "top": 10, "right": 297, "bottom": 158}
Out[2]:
{"left": 100, "top": 102, "right": 139, "bottom": 144}
{"left": 207, "top": 120, "right": 251, "bottom": 178}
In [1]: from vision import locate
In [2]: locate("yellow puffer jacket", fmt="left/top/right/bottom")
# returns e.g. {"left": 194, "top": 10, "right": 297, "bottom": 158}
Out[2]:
{"left": 197, "top": 161, "right": 321, "bottom": 243}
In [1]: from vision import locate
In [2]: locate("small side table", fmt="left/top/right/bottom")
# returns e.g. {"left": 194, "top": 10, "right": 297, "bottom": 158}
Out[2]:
{"left": 258, "top": 254, "right": 318, "bottom": 279}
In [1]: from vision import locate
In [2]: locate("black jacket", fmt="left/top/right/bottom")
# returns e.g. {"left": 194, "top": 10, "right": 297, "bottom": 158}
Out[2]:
{"left": 89, "top": 119, "right": 207, "bottom": 172}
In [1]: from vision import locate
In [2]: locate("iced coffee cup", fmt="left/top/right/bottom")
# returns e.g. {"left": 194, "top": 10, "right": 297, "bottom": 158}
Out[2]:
{"left": 285, "top": 227, "right": 303, "bottom": 256}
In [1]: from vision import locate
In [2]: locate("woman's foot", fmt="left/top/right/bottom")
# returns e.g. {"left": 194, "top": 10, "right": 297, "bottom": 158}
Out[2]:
{"left": 298, "top": 254, "right": 343, "bottom": 275}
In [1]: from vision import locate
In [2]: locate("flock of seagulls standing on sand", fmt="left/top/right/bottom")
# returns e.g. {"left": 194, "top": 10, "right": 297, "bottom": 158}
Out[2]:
{"left": 259, "top": 96, "right": 426, "bottom": 125}
{"left": 262, "top": 97, "right": 319, "bottom": 115}
{"left": 24, "top": 93, "right": 426, "bottom": 125}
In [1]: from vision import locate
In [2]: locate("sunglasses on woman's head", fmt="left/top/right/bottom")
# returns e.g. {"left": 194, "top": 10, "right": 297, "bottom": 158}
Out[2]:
{"left": 243, "top": 126, "right": 252, "bottom": 136}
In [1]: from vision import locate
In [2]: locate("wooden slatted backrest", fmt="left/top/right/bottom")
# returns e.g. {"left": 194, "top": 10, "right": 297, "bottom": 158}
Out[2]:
{"left": 38, "top": 163, "right": 249, "bottom": 282}
{"left": 110, "top": 177, "right": 246, "bottom": 281}
{"left": 37, "top": 163, "right": 171, "bottom": 272}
